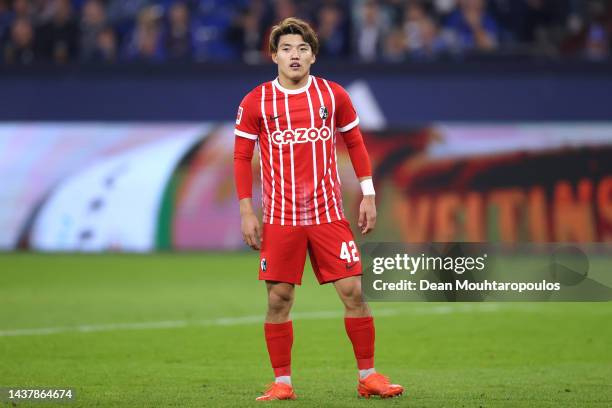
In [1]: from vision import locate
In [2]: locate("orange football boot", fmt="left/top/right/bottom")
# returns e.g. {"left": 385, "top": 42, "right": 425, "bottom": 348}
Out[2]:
{"left": 358, "top": 373, "right": 404, "bottom": 399}
{"left": 256, "top": 382, "right": 297, "bottom": 401}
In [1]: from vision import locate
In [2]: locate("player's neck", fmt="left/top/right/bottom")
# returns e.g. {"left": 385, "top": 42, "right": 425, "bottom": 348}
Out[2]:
{"left": 277, "top": 73, "right": 310, "bottom": 90}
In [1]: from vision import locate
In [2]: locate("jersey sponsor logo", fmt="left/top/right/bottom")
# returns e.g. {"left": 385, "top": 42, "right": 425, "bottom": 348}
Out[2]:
{"left": 236, "top": 106, "right": 243, "bottom": 125}
{"left": 319, "top": 106, "right": 328, "bottom": 120}
{"left": 271, "top": 126, "right": 332, "bottom": 145}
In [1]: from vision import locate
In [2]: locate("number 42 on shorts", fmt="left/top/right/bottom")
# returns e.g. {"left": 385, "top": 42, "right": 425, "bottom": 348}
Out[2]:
{"left": 340, "top": 241, "right": 360, "bottom": 263}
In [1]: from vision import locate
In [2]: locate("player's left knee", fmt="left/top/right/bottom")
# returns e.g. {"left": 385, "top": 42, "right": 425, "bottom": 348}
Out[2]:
{"left": 344, "top": 298, "right": 368, "bottom": 315}
{"left": 340, "top": 286, "right": 364, "bottom": 306}
{"left": 349, "top": 294, "right": 366, "bottom": 308}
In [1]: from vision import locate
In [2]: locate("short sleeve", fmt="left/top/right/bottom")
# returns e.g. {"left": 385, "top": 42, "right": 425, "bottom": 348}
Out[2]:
{"left": 235, "top": 91, "right": 260, "bottom": 140}
{"left": 334, "top": 84, "right": 359, "bottom": 133}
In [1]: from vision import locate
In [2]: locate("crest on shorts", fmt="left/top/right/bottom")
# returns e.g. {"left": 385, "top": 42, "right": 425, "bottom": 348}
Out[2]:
{"left": 261, "top": 258, "right": 267, "bottom": 272}
{"left": 319, "top": 106, "right": 328, "bottom": 120}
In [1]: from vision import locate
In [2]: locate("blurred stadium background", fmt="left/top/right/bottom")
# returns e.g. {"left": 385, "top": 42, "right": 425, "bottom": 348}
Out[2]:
{"left": 1, "top": 0, "right": 611, "bottom": 407}
{"left": 1, "top": 0, "right": 611, "bottom": 250}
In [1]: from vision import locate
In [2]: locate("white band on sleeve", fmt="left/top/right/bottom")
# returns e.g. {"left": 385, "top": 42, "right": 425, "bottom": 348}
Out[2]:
{"left": 235, "top": 129, "right": 258, "bottom": 140}
{"left": 360, "top": 179, "right": 375, "bottom": 196}
{"left": 338, "top": 117, "right": 360, "bottom": 133}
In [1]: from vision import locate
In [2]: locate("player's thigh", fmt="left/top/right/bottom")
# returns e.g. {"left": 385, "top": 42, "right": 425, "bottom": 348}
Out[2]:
{"left": 306, "top": 219, "right": 362, "bottom": 284}
{"left": 260, "top": 223, "right": 308, "bottom": 285}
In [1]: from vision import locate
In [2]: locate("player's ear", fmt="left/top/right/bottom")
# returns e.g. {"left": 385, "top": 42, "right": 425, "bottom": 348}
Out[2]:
{"left": 271, "top": 53, "right": 278, "bottom": 64}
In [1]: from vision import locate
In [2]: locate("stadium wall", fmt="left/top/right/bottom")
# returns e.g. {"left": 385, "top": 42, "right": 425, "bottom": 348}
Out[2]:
{"left": 1, "top": 61, "right": 611, "bottom": 122}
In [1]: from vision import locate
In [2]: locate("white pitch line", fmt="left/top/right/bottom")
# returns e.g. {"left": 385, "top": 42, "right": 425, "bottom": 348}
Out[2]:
{"left": 0, "top": 304, "right": 501, "bottom": 338}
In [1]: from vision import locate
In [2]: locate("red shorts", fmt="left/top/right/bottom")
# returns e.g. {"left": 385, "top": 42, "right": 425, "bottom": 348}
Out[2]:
{"left": 259, "top": 219, "right": 362, "bottom": 285}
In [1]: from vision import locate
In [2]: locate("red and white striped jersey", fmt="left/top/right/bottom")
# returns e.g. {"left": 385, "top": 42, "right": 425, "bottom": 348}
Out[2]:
{"left": 235, "top": 75, "right": 360, "bottom": 226}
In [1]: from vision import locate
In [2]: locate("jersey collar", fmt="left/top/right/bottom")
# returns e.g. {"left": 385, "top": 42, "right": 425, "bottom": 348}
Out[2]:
{"left": 272, "top": 75, "right": 313, "bottom": 95}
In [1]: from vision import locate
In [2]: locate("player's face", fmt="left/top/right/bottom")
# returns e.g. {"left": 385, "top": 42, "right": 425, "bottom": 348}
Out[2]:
{"left": 272, "top": 34, "right": 316, "bottom": 83}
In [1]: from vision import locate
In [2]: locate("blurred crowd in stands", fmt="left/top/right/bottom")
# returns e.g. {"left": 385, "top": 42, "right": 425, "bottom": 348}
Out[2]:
{"left": 1, "top": 0, "right": 610, "bottom": 65}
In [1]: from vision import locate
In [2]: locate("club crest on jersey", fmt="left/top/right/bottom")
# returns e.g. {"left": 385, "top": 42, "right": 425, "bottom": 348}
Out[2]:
{"left": 261, "top": 258, "right": 267, "bottom": 272}
{"left": 319, "top": 106, "right": 328, "bottom": 120}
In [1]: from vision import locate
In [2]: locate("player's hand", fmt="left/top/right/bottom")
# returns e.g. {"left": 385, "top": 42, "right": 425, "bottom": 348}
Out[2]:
{"left": 239, "top": 198, "right": 261, "bottom": 250}
{"left": 358, "top": 195, "right": 376, "bottom": 235}
{"left": 241, "top": 212, "right": 261, "bottom": 250}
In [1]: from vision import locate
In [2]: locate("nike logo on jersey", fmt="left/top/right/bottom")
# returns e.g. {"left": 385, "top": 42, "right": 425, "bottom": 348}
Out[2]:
{"left": 271, "top": 126, "right": 332, "bottom": 145}
{"left": 345, "top": 262, "right": 358, "bottom": 270}
{"left": 269, "top": 114, "right": 281, "bottom": 121}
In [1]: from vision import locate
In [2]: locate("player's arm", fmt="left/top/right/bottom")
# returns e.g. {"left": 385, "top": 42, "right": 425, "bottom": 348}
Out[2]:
{"left": 342, "top": 125, "right": 376, "bottom": 235}
{"left": 234, "top": 93, "right": 262, "bottom": 250}
{"left": 335, "top": 82, "right": 376, "bottom": 235}
{"left": 234, "top": 136, "right": 261, "bottom": 250}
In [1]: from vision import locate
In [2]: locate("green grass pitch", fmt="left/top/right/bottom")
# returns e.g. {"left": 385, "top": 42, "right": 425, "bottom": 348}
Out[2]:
{"left": 1, "top": 253, "right": 611, "bottom": 407}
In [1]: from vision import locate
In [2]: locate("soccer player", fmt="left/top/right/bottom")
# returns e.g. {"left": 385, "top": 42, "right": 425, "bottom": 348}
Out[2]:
{"left": 233, "top": 17, "right": 404, "bottom": 401}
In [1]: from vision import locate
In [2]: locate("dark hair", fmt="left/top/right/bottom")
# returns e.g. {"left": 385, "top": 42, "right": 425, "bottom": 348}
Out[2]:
{"left": 269, "top": 17, "right": 319, "bottom": 55}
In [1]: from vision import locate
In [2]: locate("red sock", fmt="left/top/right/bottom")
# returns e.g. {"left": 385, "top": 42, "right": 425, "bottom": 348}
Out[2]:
{"left": 264, "top": 321, "right": 293, "bottom": 377}
{"left": 344, "top": 316, "right": 375, "bottom": 369}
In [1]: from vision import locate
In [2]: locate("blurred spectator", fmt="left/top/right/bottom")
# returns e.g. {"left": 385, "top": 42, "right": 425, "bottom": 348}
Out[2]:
{"left": 0, "top": 0, "right": 12, "bottom": 42}
{"left": 34, "top": 0, "right": 59, "bottom": 23}
{"left": 36, "top": 0, "right": 79, "bottom": 63}
{"left": 382, "top": 27, "right": 406, "bottom": 62}
{"left": 164, "top": 1, "right": 193, "bottom": 61}
{"left": 89, "top": 25, "right": 118, "bottom": 63}
{"left": 356, "top": 0, "right": 388, "bottom": 62}
{"left": 486, "top": 0, "right": 521, "bottom": 45}
{"left": 106, "top": 0, "right": 152, "bottom": 50}
{"left": 584, "top": 22, "right": 609, "bottom": 59}
{"left": 403, "top": 1, "right": 428, "bottom": 51}
{"left": 80, "top": 0, "right": 107, "bottom": 61}
{"left": 124, "top": 5, "right": 165, "bottom": 62}
{"left": 3, "top": 17, "right": 36, "bottom": 64}
{"left": 382, "top": 0, "right": 410, "bottom": 26}
{"left": 563, "top": 0, "right": 611, "bottom": 60}
{"left": 14, "top": 0, "right": 33, "bottom": 20}
{"left": 272, "top": 0, "right": 298, "bottom": 22}
{"left": 107, "top": 0, "right": 151, "bottom": 26}
{"left": 519, "top": 0, "right": 564, "bottom": 55}
{"left": 433, "top": 0, "right": 458, "bottom": 16}
{"left": 403, "top": 1, "right": 455, "bottom": 59}
{"left": 258, "top": 0, "right": 299, "bottom": 59}
{"left": 227, "top": 7, "right": 266, "bottom": 64}
{"left": 445, "top": 0, "right": 499, "bottom": 52}
{"left": 316, "top": 3, "right": 349, "bottom": 58}
{"left": 192, "top": 0, "right": 242, "bottom": 61}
